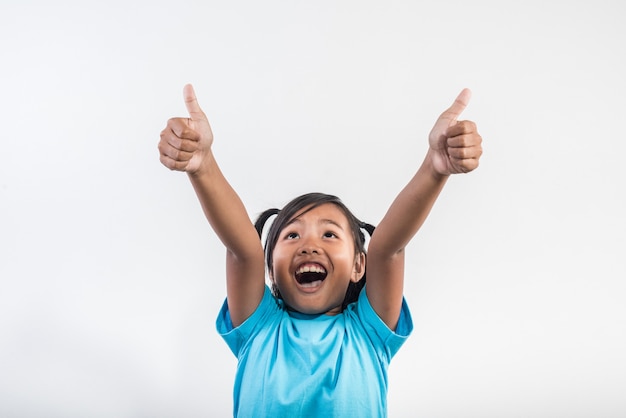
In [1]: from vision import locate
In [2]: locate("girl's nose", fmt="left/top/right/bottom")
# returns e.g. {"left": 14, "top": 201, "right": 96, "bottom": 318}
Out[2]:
{"left": 299, "top": 238, "right": 321, "bottom": 254}
{"left": 299, "top": 245, "right": 320, "bottom": 255}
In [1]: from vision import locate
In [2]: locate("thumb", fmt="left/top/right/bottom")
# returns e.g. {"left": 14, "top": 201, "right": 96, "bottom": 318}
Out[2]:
{"left": 441, "top": 88, "right": 472, "bottom": 122}
{"left": 183, "top": 84, "right": 207, "bottom": 122}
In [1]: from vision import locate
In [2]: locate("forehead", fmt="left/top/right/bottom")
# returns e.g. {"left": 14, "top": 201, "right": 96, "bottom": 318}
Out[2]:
{"left": 288, "top": 203, "right": 350, "bottom": 227}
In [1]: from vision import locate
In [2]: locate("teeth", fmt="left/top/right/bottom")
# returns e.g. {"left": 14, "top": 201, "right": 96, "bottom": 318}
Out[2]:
{"left": 296, "top": 264, "right": 326, "bottom": 275}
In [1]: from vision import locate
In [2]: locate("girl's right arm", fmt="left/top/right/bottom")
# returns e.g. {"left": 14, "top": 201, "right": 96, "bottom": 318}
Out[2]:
{"left": 158, "top": 84, "right": 265, "bottom": 327}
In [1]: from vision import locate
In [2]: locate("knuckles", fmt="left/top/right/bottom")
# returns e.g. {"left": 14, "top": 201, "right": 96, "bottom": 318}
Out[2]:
{"left": 167, "top": 117, "right": 185, "bottom": 127}
{"left": 166, "top": 117, "right": 195, "bottom": 139}
{"left": 158, "top": 118, "right": 197, "bottom": 172}
{"left": 456, "top": 120, "right": 477, "bottom": 133}
{"left": 448, "top": 120, "right": 478, "bottom": 138}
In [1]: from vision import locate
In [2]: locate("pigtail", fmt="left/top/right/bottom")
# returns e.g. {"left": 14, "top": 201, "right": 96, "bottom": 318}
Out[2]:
{"left": 254, "top": 208, "right": 280, "bottom": 239}
{"left": 254, "top": 208, "right": 282, "bottom": 299}
{"left": 359, "top": 222, "right": 376, "bottom": 239}
{"left": 342, "top": 221, "right": 376, "bottom": 310}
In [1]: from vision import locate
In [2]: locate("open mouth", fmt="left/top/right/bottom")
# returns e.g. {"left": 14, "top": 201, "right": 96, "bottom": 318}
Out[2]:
{"left": 295, "top": 263, "right": 327, "bottom": 288}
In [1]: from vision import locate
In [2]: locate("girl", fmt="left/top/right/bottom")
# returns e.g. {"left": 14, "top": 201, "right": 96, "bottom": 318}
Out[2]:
{"left": 158, "top": 85, "right": 482, "bottom": 417}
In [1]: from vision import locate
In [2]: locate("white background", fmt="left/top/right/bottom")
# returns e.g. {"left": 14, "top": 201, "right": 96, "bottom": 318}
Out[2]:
{"left": 1, "top": 1, "right": 625, "bottom": 417}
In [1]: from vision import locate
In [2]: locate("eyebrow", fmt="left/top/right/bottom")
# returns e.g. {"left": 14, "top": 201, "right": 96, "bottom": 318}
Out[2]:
{"left": 287, "top": 218, "right": 345, "bottom": 230}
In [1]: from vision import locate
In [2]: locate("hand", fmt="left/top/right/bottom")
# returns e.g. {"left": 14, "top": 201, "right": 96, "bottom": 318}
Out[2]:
{"left": 158, "top": 84, "right": 214, "bottom": 174}
{"left": 428, "top": 88, "right": 483, "bottom": 175}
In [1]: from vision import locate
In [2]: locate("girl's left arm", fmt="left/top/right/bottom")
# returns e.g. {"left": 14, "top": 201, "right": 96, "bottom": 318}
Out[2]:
{"left": 366, "top": 89, "right": 482, "bottom": 330}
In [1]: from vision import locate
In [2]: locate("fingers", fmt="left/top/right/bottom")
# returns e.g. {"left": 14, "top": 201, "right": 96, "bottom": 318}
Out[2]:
{"left": 445, "top": 120, "right": 480, "bottom": 147}
{"left": 158, "top": 85, "right": 212, "bottom": 173}
{"left": 183, "top": 84, "right": 207, "bottom": 122}
{"left": 447, "top": 145, "right": 482, "bottom": 160}
{"left": 160, "top": 120, "right": 200, "bottom": 154}
{"left": 448, "top": 155, "right": 480, "bottom": 173}
{"left": 159, "top": 153, "right": 192, "bottom": 171}
{"left": 158, "top": 136, "right": 196, "bottom": 160}
{"left": 158, "top": 122, "right": 200, "bottom": 171}
{"left": 158, "top": 143, "right": 195, "bottom": 170}
{"left": 167, "top": 117, "right": 201, "bottom": 142}
{"left": 445, "top": 120, "right": 482, "bottom": 172}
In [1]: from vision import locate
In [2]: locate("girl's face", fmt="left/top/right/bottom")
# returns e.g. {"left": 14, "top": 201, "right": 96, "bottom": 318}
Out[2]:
{"left": 270, "top": 203, "right": 365, "bottom": 315}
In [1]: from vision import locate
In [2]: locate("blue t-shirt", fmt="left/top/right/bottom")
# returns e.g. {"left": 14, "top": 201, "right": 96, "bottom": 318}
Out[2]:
{"left": 216, "top": 285, "right": 413, "bottom": 417}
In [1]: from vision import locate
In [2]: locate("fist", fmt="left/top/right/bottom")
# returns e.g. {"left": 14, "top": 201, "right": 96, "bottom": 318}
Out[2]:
{"left": 428, "top": 89, "right": 483, "bottom": 175}
{"left": 158, "top": 84, "right": 214, "bottom": 174}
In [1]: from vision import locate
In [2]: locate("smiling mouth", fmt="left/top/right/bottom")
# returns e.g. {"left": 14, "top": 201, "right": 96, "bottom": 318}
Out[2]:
{"left": 295, "top": 264, "right": 327, "bottom": 288}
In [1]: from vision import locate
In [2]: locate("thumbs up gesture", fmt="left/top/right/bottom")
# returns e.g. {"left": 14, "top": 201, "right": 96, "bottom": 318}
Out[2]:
{"left": 428, "top": 89, "right": 483, "bottom": 175}
{"left": 159, "top": 84, "right": 214, "bottom": 174}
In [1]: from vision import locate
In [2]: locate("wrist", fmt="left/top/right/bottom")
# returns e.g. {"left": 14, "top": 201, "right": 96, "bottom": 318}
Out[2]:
{"left": 423, "top": 149, "right": 450, "bottom": 182}
{"left": 187, "top": 149, "right": 217, "bottom": 179}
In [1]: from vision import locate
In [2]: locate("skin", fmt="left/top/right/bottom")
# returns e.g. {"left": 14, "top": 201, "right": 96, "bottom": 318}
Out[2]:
{"left": 159, "top": 84, "right": 482, "bottom": 329}
{"left": 270, "top": 203, "right": 365, "bottom": 315}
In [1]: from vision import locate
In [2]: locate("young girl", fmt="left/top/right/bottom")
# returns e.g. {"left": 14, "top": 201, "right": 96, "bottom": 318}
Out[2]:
{"left": 158, "top": 85, "right": 482, "bottom": 417}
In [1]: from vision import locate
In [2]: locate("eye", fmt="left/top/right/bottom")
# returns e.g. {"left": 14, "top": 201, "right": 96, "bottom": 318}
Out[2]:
{"left": 286, "top": 232, "right": 299, "bottom": 240}
{"left": 323, "top": 231, "right": 337, "bottom": 238}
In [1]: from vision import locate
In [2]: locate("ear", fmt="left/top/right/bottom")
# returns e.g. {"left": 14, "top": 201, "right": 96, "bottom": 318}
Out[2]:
{"left": 351, "top": 252, "right": 366, "bottom": 283}
{"left": 268, "top": 268, "right": 282, "bottom": 298}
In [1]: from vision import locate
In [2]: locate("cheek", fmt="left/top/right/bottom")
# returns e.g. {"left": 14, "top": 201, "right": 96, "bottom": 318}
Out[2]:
{"left": 335, "top": 249, "right": 357, "bottom": 266}
{"left": 270, "top": 249, "right": 290, "bottom": 278}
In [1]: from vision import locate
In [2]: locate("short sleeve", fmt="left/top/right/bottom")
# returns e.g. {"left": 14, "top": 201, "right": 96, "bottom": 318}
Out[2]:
{"left": 216, "top": 285, "right": 277, "bottom": 356}
{"left": 355, "top": 286, "right": 413, "bottom": 360}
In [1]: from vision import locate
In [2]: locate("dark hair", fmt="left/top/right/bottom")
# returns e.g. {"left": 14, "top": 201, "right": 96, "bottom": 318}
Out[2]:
{"left": 254, "top": 193, "right": 375, "bottom": 311}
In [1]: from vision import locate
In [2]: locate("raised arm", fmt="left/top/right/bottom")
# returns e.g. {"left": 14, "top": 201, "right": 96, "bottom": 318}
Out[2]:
{"left": 158, "top": 85, "right": 265, "bottom": 326}
{"left": 366, "top": 89, "right": 482, "bottom": 330}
